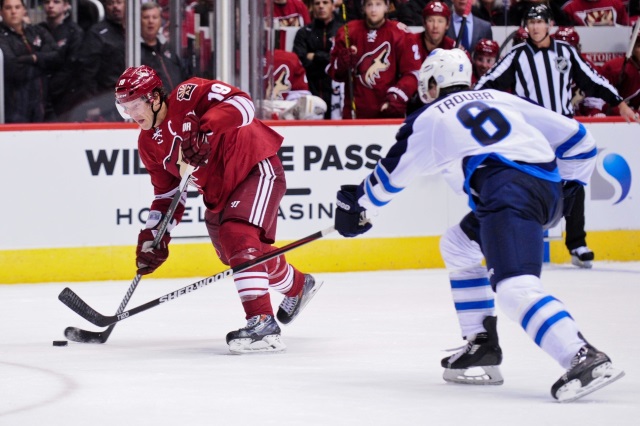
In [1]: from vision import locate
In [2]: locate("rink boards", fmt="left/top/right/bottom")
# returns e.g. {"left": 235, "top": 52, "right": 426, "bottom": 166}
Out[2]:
{"left": 1, "top": 119, "right": 638, "bottom": 283}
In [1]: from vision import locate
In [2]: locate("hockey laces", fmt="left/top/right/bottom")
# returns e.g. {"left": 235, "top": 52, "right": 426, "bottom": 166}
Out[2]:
{"left": 280, "top": 295, "right": 299, "bottom": 315}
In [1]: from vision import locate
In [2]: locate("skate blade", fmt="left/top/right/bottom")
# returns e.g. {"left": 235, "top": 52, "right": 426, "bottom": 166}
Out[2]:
{"left": 555, "top": 363, "right": 625, "bottom": 403}
{"left": 571, "top": 257, "right": 593, "bottom": 269}
{"left": 280, "top": 280, "right": 324, "bottom": 326}
{"left": 443, "top": 366, "right": 504, "bottom": 386}
{"left": 228, "top": 334, "right": 286, "bottom": 355}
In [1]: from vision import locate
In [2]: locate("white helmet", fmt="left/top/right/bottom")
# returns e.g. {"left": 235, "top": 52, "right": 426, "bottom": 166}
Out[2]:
{"left": 418, "top": 48, "right": 472, "bottom": 104}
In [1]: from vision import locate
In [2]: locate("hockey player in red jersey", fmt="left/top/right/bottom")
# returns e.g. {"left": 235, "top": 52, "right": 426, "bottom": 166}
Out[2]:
{"left": 406, "top": 1, "right": 457, "bottom": 114}
{"left": 264, "top": 49, "right": 328, "bottom": 119}
{"left": 266, "top": 49, "right": 311, "bottom": 101}
{"left": 413, "top": 1, "right": 456, "bottom": 58}
{"left": 471, "top": 38, "right": 499, "bottom": 86}
{"left": 328, "top": 0, "right": 422, "bottom": 118}
{"left": 600, "top": 32, "right": 640, "bottom": 115}
{"left": 115, "top": 65, "right": 322, "bottom": 354}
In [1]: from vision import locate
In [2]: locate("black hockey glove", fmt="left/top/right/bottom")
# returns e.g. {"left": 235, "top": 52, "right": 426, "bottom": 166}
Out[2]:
{"left": 335, "top": 184, "right": 372, "bottom": 238}
{"left": 562, "top": 180, "right": 581, "bottom": 217}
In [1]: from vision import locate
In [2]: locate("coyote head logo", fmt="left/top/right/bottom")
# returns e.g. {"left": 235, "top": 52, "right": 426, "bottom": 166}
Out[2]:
{"left": 356, "top": 42, "right": 391, "bottom": 89}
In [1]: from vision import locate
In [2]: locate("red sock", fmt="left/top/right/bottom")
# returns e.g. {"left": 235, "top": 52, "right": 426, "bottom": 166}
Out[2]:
{"left": 284, "top": 269, "right": 305, "bottom": 297}
{"left": 241, "top": 293, "right": 273, "bottom": 319}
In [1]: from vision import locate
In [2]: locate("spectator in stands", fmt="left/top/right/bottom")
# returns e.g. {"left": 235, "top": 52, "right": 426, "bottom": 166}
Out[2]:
{"left": 274, "top": 0, "right": 311, "bottom": 49}
{"left": 599, "top": 31, "right": 640, "bottom": 115}
{"left": 293, "top": 0, "right": 343, "bottom": 119}
{"left": 561, "top": 0, "right": 629, "bottom": 26}
{"left": 472, "top": 0, "right": 507, "bottom": 25}
{"left": 328, "top": 0, "right": 422, "bottom": 119}
{"left": 396, "top": 0, "right": 430, "bottom": 26}
{"left": 263, "top": 49, "right": 328, "bottom": 119}
{"left": 471, "top": 38, "right": 499, "bottom": 86}
{"left": 78, "top": 0, "right": 125, "bottom": 121}
{"left": 39, "top": 0, "right": 85, "bottom": 121}
{"left": 446, "top": 0, "right": 493, "bottom": 53}
{"left": 0, "top": 0, "right": 61, "bottom": 123}
{"left": 141, "top": 1, "right": 187, "bottom": 93}
{"left": 476, "top": 4, "right": 638, "bottom": 269}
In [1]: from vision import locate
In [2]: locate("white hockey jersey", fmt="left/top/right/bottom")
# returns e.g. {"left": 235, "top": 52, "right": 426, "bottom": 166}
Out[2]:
{"left": 358, "top": 89, "right": 597, "bottom": 211}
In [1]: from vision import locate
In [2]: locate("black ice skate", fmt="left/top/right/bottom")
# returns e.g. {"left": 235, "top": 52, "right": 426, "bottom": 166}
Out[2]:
{"left": 441, "top": 316, "right": 504, "bottom": 385}
{"left": 226, "top": 314, "right": 286, "bottom": 354}
{"left": 277, "top": 274, "right": 323, "bottom": 325}
{"left": 570, "top": 246, "right": 594, "bottom": 269}
{"left": 551, "top": 343, "right": 624, "bottom": 403}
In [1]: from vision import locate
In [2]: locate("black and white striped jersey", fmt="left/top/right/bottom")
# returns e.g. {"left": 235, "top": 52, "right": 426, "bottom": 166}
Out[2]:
{"left": 475, "top": 39, "right": 622, "bottom": 117}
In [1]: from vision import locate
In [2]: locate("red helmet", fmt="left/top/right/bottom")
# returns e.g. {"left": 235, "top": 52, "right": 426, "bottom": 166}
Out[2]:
{"left": 474, "top": 39, "right": 499, "bottom": 58}
{"left": 552, "top": 26, "right": 580, "bottom": 49}
{"left": 422, "top": 1, "right": 451, "bottom": 21}
{"left": 513, "top": 27, "right": 529, "bottom": 45}
{"left": 115, "top": 65, "right": 162, "bottom": 103}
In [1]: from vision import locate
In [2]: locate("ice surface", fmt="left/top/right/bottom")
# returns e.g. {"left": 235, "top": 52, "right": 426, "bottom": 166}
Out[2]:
{"left": 1, "top": 263, "right": 639, "bottom": 425}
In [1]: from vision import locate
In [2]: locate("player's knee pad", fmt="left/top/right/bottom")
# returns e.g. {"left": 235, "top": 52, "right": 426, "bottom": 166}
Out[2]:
{"left": 219, "top": 220, "right": 264, "bottom": 266}
{"left": 440, "top": 224, "right": 485, "bottom": 274}
{"left": 495, "top": 275, "right": 545, "bottom": 322}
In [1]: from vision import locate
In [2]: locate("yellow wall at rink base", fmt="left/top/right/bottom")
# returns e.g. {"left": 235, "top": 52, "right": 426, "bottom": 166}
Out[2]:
{"left": 2, "top": 230, "right": 639, "bottom": 284}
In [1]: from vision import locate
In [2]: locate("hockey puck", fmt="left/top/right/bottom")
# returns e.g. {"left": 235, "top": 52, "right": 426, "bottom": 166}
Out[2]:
{"left": 52, "top": 340, "right": 68, "bottom": 347}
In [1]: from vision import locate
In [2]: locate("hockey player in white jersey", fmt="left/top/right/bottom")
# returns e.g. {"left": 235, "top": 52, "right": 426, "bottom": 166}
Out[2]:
{"left": 334, "top": 48, "right": 625, "bottom": 402}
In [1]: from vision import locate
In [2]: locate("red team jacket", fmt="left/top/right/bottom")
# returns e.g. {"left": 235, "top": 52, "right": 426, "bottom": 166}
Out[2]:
{"left": 137, "top": 78, "right": 284, "bottom": 216}
{"left": 328, "top": 19, "right": 422, "bottom": 119}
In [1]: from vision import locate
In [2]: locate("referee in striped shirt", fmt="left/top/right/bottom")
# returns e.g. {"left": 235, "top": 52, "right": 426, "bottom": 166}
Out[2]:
{"left": 475, "top": 4, "right": 639, "bottom": 268}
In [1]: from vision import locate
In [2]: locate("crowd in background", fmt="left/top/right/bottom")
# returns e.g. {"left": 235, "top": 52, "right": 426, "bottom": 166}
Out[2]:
{"left": 0, "top": 0, "right": 639, "bottom": 123}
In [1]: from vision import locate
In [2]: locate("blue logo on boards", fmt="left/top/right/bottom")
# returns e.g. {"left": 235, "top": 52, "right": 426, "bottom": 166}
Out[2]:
{"left": 590, "top": 150, "right": 632, "bottom": 205}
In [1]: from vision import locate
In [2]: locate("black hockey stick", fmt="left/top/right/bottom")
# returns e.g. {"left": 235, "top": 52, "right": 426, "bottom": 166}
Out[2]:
{"left": 64, "top": 165, "right": 195, "bottom": 343}
{"left": 59, "top": 226, "right": 335, "bottom": 327}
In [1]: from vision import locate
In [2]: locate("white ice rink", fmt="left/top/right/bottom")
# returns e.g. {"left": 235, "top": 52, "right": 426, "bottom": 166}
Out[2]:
{"left": 1, "top": 262, "right": 639, "bottom": 425}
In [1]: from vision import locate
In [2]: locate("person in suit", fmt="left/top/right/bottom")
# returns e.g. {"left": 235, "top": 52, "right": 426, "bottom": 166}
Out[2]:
{"left": 446, "top": 0, "right": 493, "bottom": 53}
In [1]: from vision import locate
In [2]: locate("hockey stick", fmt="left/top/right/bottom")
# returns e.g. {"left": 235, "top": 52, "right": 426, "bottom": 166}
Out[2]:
{"left": 64, "top": 165, "right": 195, "bottom": 343}
{"left": 617, "top": 20, "right": 640, "bottom": 88}
{"left": 342, "top": 4, "right": 356, "bottom": 119}
{"left": 59, "top": 226, "right": 335, "bottom": 327}
{"left": 454, "top": 1, "right": 473, "bottom": 49}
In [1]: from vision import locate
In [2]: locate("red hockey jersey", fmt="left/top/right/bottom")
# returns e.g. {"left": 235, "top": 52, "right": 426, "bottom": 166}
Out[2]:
{"left": 328, "top": 19, "right": 422, "bottom": 119}
{"left": 137, "top": 78, "right": 284, "bottom": 215}
{"left": 562, "top": 0, "right": 630, "bottom": 26}
{"left": 266, "top": 49, "right": 310, "bottom": 100}
{"left": 412, "top": 33, "right": 456, "bottom": 61}
{"left": 273, "top": 0, "right": 311, "bottom": 49}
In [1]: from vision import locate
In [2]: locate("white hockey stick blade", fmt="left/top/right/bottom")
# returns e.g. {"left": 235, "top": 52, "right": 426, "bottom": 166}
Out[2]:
{"left": 443, "top": 366, "right": 504, "bottom": 386}
{"left": 555, "top": 363, "right": 625, "bottom": 403}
